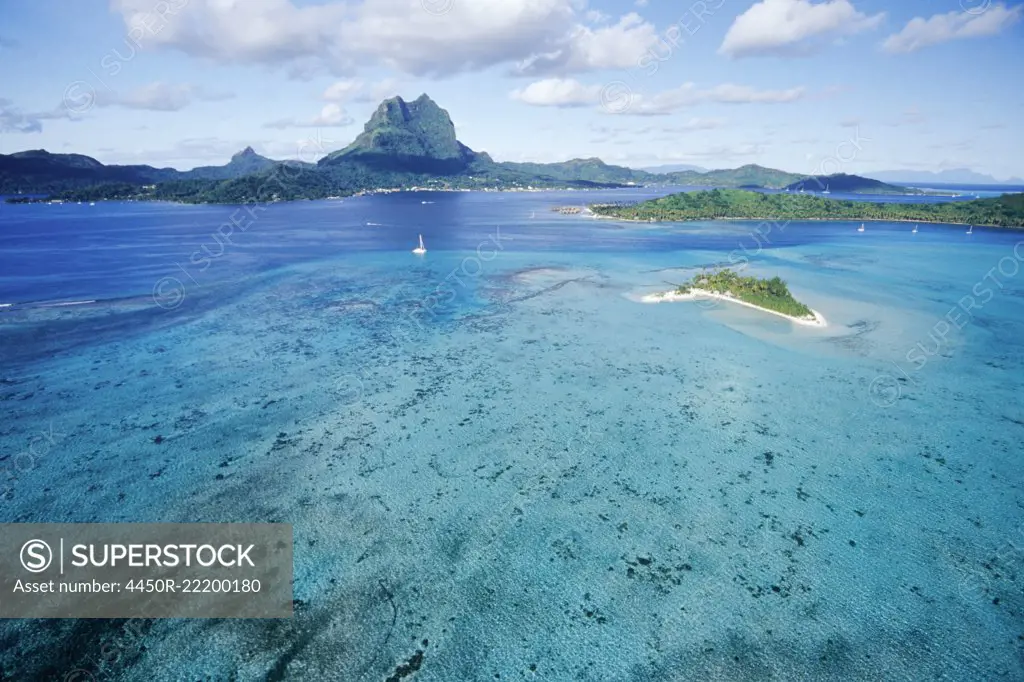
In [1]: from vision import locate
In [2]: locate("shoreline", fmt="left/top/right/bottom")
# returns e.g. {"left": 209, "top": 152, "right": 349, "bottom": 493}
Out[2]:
{"left": 641, "top": 288, "right": 827, "bottom": 327}
{"left": 5, "top": 185, "right": 621, "bottom": 207}
{"left": 588, "top": 212, "right": 1023, "bottom": 230}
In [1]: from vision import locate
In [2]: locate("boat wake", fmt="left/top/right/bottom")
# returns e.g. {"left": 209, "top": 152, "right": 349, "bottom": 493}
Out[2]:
{"left": 1, "top": 297, "right": 113, "bottom": 311}
{"left": 39, "top": 300, "right": 97, "bottom": 307}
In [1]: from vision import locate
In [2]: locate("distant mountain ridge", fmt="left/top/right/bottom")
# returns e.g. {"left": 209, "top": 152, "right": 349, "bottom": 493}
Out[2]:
{"left": 866, "top": 169, "right": 1024, "bottom": 186}
{"left": 186, "top": 146, "right": 282, "bottom": 180}
{"left": 497, "top": 157, "right": 650, "bottom": 185}
{"left": 662, "top": 164, "right": 802, "bottom": 189}
{"left": 0, "top": 146, "right": 290, "bottom": 193}
{"left": 784, "top": 173, "right": 924, "bottom": 195}
{"left": 5, "top": 94, "right": 1014, "bottom": 203}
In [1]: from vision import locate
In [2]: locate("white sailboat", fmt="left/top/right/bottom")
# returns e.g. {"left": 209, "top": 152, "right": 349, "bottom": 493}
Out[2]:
{"left": 857, "top": 223, "right": 865, "bottom": 232}
{"left": 967, "top": 225, "right": 973, "bottom": 235}
{"left": 822, "top": 184, "right": 830, "bottom": 195}
{"left": 412, "top": 234, "right": 427, "bottom": 255}
{"left": 912, "top": 224, "right": 918, "bottom": 233}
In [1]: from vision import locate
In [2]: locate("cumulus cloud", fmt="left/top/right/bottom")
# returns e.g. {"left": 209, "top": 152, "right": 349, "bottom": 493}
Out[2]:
{"left": 110, "top": 0, "right": 658, "bottom": 77}
{"left": 510, "top": 78, "right": 602, "bottom": 107}
{"left": 515, "top": 13, "right": 660, "bottom": 75}
{"left": 323, "top": 79, "right": 364, "bottom": 101}
{"left": 619, "top": 83, "right": 806, "bottom": 115}
{"left": 311, "top": 103, "right": 353, "bottom": 126}
{"left": 264, "top": 103, "right": 354, "bottom": 129}
{"left": 511, "top": 79, "right": 804, "bottom": 114}
{"left": 320, "top": 78, "right": 403, "bottom": 104}
{"left": 882, "top": 4, "right": 1022, "bottom": 53}
{"left": 96, "top": 82, "right": 234, "bottom": 111}
{"left": 719, "top": 0, "right": 885, "bottom": 57}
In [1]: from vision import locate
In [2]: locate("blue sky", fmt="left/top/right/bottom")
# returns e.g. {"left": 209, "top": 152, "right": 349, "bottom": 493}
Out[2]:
{"left": 1, "top": 0, "right": 1021, "bottom": 177}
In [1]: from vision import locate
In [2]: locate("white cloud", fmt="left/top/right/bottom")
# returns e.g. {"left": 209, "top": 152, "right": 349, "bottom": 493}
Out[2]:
{"left": 264, "top": 103, "right": 354, "bottom": 129}
{"left": 356, "top": 78, "right": 403, "bottom": 103}
{"left": 516, "top": 13, "right": 659, "bottom": 75}
{"left": 312, "top": 103, "right": 352, "bottom": 126}
{"left": 882, "top": 4, "right": 1023, "bottom": 54}
{"left": 510, "top": 78, "right": 602, "bottom": 107}
{"left": 95, "top": 83, "right": 234, "bottom": 111}
{"left": 511, "top": 79, "right": 804, "bottom": 115}
{"left": 323, "top": 79, "right": 364, "bottom": 101}
{"left": 0, "top": 99, "right": 72, "bottom": 133}
{"left": 719, "top": 0, "right": 885, "bottom": 58}
{"left": 618, "top": 83, "right": 806, "bottom": 115}
{"left": 111, "top": 0, "right": 657, "bottom": 77}
{"left": 1, "top": 100, "right": 44, "bottom": 133}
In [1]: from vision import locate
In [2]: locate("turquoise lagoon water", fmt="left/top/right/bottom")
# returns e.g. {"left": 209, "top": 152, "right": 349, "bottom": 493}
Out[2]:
{"left": 0, "top": 190, "right": 1022, "bottom": 680}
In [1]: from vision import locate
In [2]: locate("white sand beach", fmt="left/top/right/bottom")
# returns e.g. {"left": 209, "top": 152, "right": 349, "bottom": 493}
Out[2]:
{"left": 641, "top": 288, "right": 827, "bottom": 327}
{"left": 640, "top": 290, "right": 697, "bottom": 304}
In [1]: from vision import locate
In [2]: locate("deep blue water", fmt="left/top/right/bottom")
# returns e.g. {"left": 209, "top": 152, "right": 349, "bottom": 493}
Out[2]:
{"left": 1, "top": 191, "right": 1023, "bottom": 680}
{"left": 0, "top": 186, "right": 1011, "bottom": 305}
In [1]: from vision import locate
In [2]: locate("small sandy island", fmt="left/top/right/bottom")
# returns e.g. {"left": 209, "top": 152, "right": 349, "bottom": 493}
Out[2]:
{"left": 641, "top": 288, "right": 827, "bottom": 327}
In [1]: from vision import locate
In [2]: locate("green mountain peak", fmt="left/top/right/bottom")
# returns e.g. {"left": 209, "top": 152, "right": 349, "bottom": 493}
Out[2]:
{"left": 321, "top": 94, "right": 477, "bottom": 173}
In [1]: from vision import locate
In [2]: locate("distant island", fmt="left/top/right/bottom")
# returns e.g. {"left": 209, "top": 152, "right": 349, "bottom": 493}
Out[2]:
{"left": 590, "top": 189, "right": 1024, "bottom": 228}
{"left": 782, "top": 173, "right": 938, "bottom": 196}
{"left": 866, "top": 169, "right": 1024, "bottom": 186}
{"left": 1, "top": 93, "right": 952, "bottom": 205}
{"left": 643, "top": 268, "right": 825, "bottom": 327}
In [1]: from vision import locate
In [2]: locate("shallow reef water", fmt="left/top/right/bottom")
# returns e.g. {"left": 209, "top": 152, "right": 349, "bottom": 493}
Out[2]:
{"left": 0, "top": 191, "right": 1022, "bottom": 680}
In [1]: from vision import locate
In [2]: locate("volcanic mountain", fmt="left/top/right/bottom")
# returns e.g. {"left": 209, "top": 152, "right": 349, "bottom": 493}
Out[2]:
{"left": 320, "top": 94, "right": 487, "bottom": 175}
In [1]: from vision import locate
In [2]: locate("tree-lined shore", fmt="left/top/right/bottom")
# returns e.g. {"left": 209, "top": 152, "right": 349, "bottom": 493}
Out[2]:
{"left": 590, "top": 189, "right": 1024, "bottom": 228}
